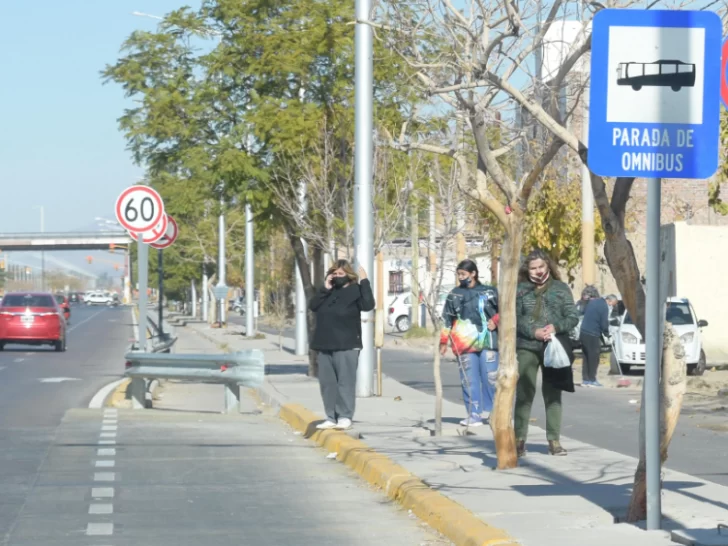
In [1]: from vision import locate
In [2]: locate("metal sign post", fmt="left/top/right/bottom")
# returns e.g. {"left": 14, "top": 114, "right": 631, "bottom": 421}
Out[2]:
{"left": 590, "top": 9, "right": 720, "bottom": 529}
{"left": 157, "top": 249, "right": 164, "bottom": 338}
{"left": 137, "top": 241, "right": 149, "bottom": 352}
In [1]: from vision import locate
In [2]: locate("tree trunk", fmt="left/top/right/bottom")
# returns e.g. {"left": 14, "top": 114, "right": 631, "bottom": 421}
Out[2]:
{"left": 433, "top": 329, "right": 443, "bottom": 436}
{"left": 490, "top": 217, "right": 523, "bottom": 470}
{"left": 285, "top": 225, "right": 318, "bottom": 377}
{"left": 626, "top": 323, "right": 686, "bottom": 522}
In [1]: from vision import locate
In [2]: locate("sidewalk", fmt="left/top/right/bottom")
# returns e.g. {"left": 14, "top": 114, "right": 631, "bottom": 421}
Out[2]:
{"left": 166, "top": 316, "right": 728, "bottom": 546}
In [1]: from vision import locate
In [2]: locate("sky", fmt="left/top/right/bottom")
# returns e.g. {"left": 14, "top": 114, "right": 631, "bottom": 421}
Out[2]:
{"left": 0, "top": 0, "right": 193, "bottom": 234}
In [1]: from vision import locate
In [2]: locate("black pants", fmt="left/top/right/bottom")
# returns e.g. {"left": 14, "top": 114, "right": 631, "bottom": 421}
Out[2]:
{"left": 580, "top": 332, "right": 601, "bottom": 382}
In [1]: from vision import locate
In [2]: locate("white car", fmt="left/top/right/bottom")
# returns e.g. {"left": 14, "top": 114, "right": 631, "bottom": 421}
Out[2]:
{"left": 611, "top": 297, "right": 707, "bottom": 376}
{"left": 387, "top": 289, "right": 452, "bottom": 333}
{"left": 86, "top": 292, "right": 114, "bottom": 306}
{"left": 388, "top": 295, "right": 412, "bottom": 332}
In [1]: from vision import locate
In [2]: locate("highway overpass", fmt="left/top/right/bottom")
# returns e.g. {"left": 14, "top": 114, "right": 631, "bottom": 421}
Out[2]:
{"left": 0, "top": 232, "right": 132, "bottom": 251}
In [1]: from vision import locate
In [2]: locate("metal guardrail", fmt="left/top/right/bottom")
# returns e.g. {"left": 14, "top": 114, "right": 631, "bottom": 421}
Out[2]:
{"left": 124, "top": 350, "right": 265, "bottom": 412}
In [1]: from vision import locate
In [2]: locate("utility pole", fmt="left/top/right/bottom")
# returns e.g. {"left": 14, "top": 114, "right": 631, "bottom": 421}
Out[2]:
{"left": 410, "top": 202, "right": 420, "bottom": 328}
{"left": 216, "top": 193, "right": 227, "bottom": 326}
{"left": 294, "top": 75, "right": 308, "bottom": 356}
{"left": 245, "top": 203, "right": 255, "bottom": 337}
{"left": 202, "top": 262, "right": 209, "bottom": 323}
{"left": 191, "top": 279, "right": 197, "bottom": 318}
{"left": 294, "top": 183, "right": 308, "bottom": 355}
{"left": 354, "top": 0, "right": 374, "bottom": 397}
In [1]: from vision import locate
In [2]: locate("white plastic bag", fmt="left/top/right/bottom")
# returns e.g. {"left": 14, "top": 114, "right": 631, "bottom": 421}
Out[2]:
{"left": 544, "top": 337, "right": 570, "bottom": 369}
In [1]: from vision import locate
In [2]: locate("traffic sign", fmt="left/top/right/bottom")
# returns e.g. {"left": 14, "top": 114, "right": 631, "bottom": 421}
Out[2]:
{"left": 128, "top": 214, "right": 168, "bottom": 244}
{"left": 721, "top": 37, "right": 728, "bottom": 109}
{"left": 115, "top": 185, "right": 165, "bottom": 233}
{"left": 588, "top": 10, "right": 721, "bottom": 179}
{"left": 150, "top": 215, "right": 179, "bottom": 249}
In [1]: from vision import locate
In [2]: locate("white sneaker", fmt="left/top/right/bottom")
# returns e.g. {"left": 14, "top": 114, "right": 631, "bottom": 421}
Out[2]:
{"left": 459, "top": 416, "right": 483, "bottom": 427}
{"left": 316, "top": 420, "right": 337, "bottom": 430}
{"left": 335, "top": 418, "right": 352, "bottom": 430}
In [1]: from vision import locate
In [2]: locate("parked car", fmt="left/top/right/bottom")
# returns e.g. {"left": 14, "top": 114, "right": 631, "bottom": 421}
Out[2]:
{"left": 54, "top": 294, "right": 71, "bottom": 322}
{"left": 86, "top": 291, "right": 114, "bottom": 306}
{"left": 0, "top": 292, "right": 67, "bottom": 351}
{"left": 387, "top": 289, "right": 451, "bottom": 333}
{"left": 610, "top": 297, "right": 707, "bottom": 376}
{"left": 388, "top": 294, "right": 412, "bottom": 332}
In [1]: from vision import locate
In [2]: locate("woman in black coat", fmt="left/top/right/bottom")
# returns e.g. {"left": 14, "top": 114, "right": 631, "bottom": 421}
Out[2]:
{"left": 309, "top": 259, "right": 375, "bottom": 430}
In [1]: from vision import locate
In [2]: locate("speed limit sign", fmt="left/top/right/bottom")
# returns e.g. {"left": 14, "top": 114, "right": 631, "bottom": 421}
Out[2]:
{"left": 150, "top": 215, "right": 178, "bottom": 249}
{"left": 128, "top": 214, "right": 168, "bottom": 244}
{"left": 115, "top": 185, "right": 165, "bottom": 233}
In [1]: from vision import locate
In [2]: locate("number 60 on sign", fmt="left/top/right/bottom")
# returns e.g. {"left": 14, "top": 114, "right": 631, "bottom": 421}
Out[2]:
{"left": 115, "top": 185, "right": 165, "bottom": 233}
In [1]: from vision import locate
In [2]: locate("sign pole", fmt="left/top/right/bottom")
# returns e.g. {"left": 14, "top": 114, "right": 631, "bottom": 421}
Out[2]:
{"left": 158, "top": 248, "right": 164, "bottom": 338}
{"left": 137, "top": 241, "right": 149, "bottom": 352}
{"left": 645, "top": 177, "right": 662, "bottom": 529}
{"left": 245, "top": 203, "right": 255, "bottom": 338}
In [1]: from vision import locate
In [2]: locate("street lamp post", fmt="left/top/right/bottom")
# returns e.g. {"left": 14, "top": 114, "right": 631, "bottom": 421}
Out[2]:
{"left": 354, "top": 0, "right": 375, "bottom": 397}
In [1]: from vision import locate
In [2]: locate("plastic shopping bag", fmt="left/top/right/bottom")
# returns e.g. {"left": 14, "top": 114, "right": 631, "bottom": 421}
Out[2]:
{"left": 544, "top": 336, "right": 571, "bottom": 369}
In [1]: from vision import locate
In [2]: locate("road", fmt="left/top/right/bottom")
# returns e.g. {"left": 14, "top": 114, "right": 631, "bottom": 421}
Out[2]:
{"left": 0, "top": 304, "right": 131, "bottom": 544}
{"left": 237, "top": 317, "right": 728, "bottom": 487}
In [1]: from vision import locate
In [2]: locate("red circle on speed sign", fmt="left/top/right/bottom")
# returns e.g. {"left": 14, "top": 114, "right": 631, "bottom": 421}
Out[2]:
{"left": 721, "top": 38, "right": 728, "bottom": 109}
{"left": 150, "top": 215, "right": 178, "bottom": 249}
{"left": 115, "top": 185, "right": 165, "bottom": 233}
{"left": 128, "top": 213, "right": 168, "bottom": 244}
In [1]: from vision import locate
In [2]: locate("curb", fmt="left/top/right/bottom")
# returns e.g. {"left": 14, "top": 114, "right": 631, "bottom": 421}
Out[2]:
{"left": 106, "top": 378, "right": 131, "bottom": 407}
{"left": 255, "top": 383, "right": 517, "bottom": 546}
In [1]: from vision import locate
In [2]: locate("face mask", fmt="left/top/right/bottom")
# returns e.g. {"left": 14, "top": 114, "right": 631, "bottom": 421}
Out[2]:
{"left": 459, "top": 278, "right": 471, "bottom": 289}
{"left": 529, "top": 270, "right": 550, "bottom": 285}
{"left": 332, "top": 277, "right": 348, "bottom": 289}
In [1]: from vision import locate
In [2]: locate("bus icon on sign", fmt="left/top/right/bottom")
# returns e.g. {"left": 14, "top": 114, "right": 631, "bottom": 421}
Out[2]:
{"left": 616, "top": 59, "right": 696, "bottom": 91}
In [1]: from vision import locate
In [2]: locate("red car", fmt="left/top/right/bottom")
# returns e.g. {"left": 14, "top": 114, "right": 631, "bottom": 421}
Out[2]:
{"left": 0, "top": 292, "right": 67, "bottom": 351}
{"left": 54, "top": 294, "right": 71, "bottom": 322}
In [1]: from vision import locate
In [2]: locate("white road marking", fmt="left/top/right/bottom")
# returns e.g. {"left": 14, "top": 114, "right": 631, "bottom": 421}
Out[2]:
{"left": 95, "top": 460, "right": 115, "bottom": 468}
{"left": 94, "top": 472, "right": 115, "bottom": 482}
{"left": 97, "top": 449, "right": 116, "bottom": 457}
{"left": 13, "top": 358, "right": 24, "bottom": 363}
{"left": 103, "top": 409, "right": 118, "bottom": 416}
{"left": 88, "top": 379, "right": 126, "bottom": 409}
{"left": 0, "top": 367, "right": 5, "bottom": 372}
{"left": 86, "top": 522, "right": 114, "bottom": 536}
{"left": 89, "top": 504, "right": 113, "bottom": 515}
{"left": 69, "top": 308, "right": 108, "bottom": 332}
{"left": 100, "top": 432, "right": 116, "bottom": 438}
{"left": 91, "top": 487, "right": 114, "bottom": 498}
{"left": 102, "top": 420, "right": 117, "bottom": 426}
{"left": 38, "top": 377, "right": 81, "bottom": 383}
{"left": 98, "top": 440, "right": 116, "bottom": 445}
{"left": 101, "top": 425, "right": 117, "bottom": 431}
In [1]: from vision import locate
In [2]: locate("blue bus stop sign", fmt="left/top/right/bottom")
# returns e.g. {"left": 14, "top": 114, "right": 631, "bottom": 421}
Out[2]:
{"left": 588, "top": 10, "right": 721, "bottom": 179}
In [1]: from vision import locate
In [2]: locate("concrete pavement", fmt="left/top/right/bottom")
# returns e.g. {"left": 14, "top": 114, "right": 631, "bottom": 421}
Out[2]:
{"left": 175, "top": 316, "right": 728, "bottom": 546}
{"left": 236, "top": 315, "right": 728, "bottom": 488}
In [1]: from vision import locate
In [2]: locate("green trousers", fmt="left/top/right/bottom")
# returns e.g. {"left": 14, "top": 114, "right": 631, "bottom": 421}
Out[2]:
{"left": 514, "top": 349, "right": 562, "bottom": 442}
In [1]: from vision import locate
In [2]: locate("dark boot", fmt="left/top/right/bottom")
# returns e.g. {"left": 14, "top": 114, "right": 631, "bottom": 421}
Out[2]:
{"left": 516, "top": 440, "right": 527, "bottom": 458}
{"left": 548, "top": 440, "right": 567, "bottom": 456}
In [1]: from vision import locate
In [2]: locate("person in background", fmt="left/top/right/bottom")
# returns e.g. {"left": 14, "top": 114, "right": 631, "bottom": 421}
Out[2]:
{"left": 309, "top": 260, "right": 375, "bottom": 431}
{"left": 576, "top": 285, "right": 600, "bottom": 315}
{"left": 440, "top": 260, "right": 499, "bottom": 427}
{"left": 515, "top": 249, "right": 579, "bottom": 457}
{"left": 580, "top": 294, "right": 619, "bottom": 387}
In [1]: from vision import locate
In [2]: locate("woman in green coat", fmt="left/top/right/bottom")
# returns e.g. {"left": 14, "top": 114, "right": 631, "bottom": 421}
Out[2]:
{"left": 515, "top": 249, "right": 579, "bottom": 457}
